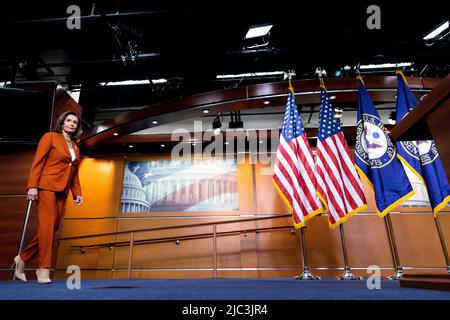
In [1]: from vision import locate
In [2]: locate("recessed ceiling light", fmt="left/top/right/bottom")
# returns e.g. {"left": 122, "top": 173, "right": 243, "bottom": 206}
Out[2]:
{"left": 329, "top": 96, "right": 336, "bottom": 100}
{"left": 161, "top": 144, "right": 166, "bottom": 147}
{"left": 113, "top": 132, "right": 119, "bottom": 136}
{"left": 152, "top": 120, "right": 158, "bottom": 124}
{"left": 202, "top": 109, "right": 210, "bottom": 114}
{"left": 263, "top": 101, "right": 271, "bottom": 105}
{"left": 128, "top": 145, "right": 134, "bottom": 148}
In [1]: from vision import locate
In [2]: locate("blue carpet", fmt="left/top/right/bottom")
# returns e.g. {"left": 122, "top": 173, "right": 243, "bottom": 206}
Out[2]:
{"left": 1, "top": 278, "right": 450, "bottom": 300}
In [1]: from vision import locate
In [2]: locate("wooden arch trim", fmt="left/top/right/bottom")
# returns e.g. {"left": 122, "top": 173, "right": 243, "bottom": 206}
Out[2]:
{"left": 78, "top": 76, "right": 441, "bottom": 151}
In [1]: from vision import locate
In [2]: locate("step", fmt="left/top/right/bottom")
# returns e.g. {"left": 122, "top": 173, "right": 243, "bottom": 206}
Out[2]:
{"left": 400, "top": 274, "right": 450, "bottom": 291}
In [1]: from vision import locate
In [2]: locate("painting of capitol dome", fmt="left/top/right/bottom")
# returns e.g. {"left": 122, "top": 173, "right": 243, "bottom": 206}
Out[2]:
{"left": 120, "top": 159, "right": 238, "bottom": 212}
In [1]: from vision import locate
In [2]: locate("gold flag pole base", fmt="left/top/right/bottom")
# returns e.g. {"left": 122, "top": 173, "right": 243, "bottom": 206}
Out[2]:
{"left": 337, "top": 267, "right": 362, "bottom": 280}
{"left": 294, "top": 267, "right": 321, "bottom": 280}
{"left": 388, "top": 266, "right": 405, "bottom": 280}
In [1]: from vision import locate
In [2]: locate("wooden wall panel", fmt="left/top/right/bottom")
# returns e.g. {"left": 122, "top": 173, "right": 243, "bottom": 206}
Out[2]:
{"left": 390, "top": 213, "right": 448, "bottom": 267}
{"left": 56, "top": 219, "right": 118, "bottom": 270}
{"left": 337, "top": 214, "right": 393, "bottom": 268}
{"left": 254, "top": 163, "right": 288, "bottom": 215}
{"left": 216, "top": 234, "right": 242, "bottom": 268}
{"left": 256, "top": 229, "right": 301, "bottom": 268}
{"left": 113, "top": 270, "right": 214, "bottom": 279}
{"left": 236, "top": 163, "right": 255, "bottom": 214}
{"left": 114, "top": 239, "right": 214, "bottom": 269}
{"left": 0, "top": 147, "right": 35, "bottom": 194}
{"left": 304, "top": 215, "right": 346, "bottom": 268}
{"left": 0, "top": 197, "right": 38, "bottom": 271}
{"left": 64, "top": 158, "right": 124, "bottom": 219}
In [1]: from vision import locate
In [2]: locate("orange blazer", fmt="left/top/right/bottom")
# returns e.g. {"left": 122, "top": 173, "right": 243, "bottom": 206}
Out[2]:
{"left": 27, "top": 132, "right": 82, "bottom": 198}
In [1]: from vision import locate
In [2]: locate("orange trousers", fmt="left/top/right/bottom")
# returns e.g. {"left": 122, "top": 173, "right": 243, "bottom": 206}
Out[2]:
{"left": 20, "top": 190, "right": 67, "bottom": 269}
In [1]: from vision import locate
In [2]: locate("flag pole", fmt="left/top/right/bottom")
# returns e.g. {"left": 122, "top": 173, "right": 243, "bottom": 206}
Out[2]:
{"left": 384, "top": 212, "right": 405, "bottom": 280}
{"left": 316, "top": 68, "right": 361, "bottom": 281}
{"left": 294, "top": 226, "right": 321, "bottom": 280}
{"left": 434, "top": 215, "right": 450, "bottom": 273}
{"left": 282, "top": 69, "right": 320, "bottom": 281}
{"left": 337, "top": 223, "right": 362, "bottom": 280}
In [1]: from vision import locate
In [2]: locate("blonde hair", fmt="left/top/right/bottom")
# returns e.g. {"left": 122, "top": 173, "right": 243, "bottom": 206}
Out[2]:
{"left": 54, "top": 111, "right": 83, "bottom": 138}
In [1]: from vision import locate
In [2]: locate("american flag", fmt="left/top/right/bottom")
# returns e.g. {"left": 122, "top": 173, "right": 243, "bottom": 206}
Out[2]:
{"left": 273, "top": 85, "right": 324, "bottom": 228}
{"left": 315, "top": 89, "right": 367, "bottom": 228}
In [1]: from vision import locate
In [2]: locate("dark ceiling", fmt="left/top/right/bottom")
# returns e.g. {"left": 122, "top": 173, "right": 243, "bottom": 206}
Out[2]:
{"left": 0, "top": 1, "right": 449, "bottom": 125}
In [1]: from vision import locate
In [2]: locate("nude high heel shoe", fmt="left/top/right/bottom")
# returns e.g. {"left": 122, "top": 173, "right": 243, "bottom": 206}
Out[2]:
{"left": 12, "top": 255, "right": 27, "bottom": 282}
{"left": 36, "top": 268, "right": 51, "bottom": 284}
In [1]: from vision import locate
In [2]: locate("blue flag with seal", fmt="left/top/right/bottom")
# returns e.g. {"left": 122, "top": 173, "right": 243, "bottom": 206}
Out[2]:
{"left": 354, "top": 75, "right": 414, "bottom": 217}
{"left": 395, "top": 71, "right": 450, "bottom": 216}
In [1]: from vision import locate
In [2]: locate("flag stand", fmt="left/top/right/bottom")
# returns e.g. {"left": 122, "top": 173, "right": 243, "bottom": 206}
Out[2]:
{"left": 12, "top": 200, "right": 33, "bottom": 281}
{"left": 337, "top": 224, "right": 362, "bottom": 280}
{"left": 433, "top": 216, "right": 450, "bottom": 273}
{"left": 384, "top": 213, "right": 404, "bottom": 280}
{"left": 294, "top": 227, "right": 321, "bottom": 280}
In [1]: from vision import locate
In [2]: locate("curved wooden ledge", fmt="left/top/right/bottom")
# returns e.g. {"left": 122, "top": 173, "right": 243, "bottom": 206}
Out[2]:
{"left": 78, "top": 76, "right": 442, "bottom": 151}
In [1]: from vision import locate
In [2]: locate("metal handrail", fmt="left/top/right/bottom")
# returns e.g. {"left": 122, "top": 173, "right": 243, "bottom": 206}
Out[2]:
{"left": 59, "top": 214, "right": 292, "bottom": 241}
{"left": 59, "top": 213, "right": 294, "bottom": 278}
{"left": 71, "top": 225, "right": 294, "bottom": 251}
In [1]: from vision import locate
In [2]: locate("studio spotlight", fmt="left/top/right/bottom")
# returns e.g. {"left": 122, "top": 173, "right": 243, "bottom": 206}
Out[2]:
{"left": 388, "top": 111, "right": 397, "bottom": 125}
{"left": 244, "top": 24, "right": 273, "bottom": 50}
{"left": 333, "top": 107, "right": 343, "bottom": 118}
{"left": 229, "top": 111, "right": 243, "bottom": 129}
{"left": 213, "top": 114, "right": 223, "bottom": 135}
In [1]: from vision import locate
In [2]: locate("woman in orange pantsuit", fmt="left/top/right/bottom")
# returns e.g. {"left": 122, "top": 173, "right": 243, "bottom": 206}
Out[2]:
{"left": 13, "top": 111, "right": 84, "bottom": 283}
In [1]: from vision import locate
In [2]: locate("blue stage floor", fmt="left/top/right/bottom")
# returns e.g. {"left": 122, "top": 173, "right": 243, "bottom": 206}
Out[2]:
{"left": 1, "top": 278, "right": 450, "bottom": 300}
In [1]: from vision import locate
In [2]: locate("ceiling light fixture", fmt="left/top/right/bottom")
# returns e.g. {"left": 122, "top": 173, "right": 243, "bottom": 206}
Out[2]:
{"left": 245, "top": 24, "right": 273, "bottom": 39}
{"left": 99, "top": 79, "right": 167, "bottom": 86}
{"left": 359, "top": 62, "right": 412, "bottom": 70}
{"left": 423, "top": 20, "right": 449, "bottom": 40}
{"left": 216, "top": 71, "right": 284, "bottom": 79}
